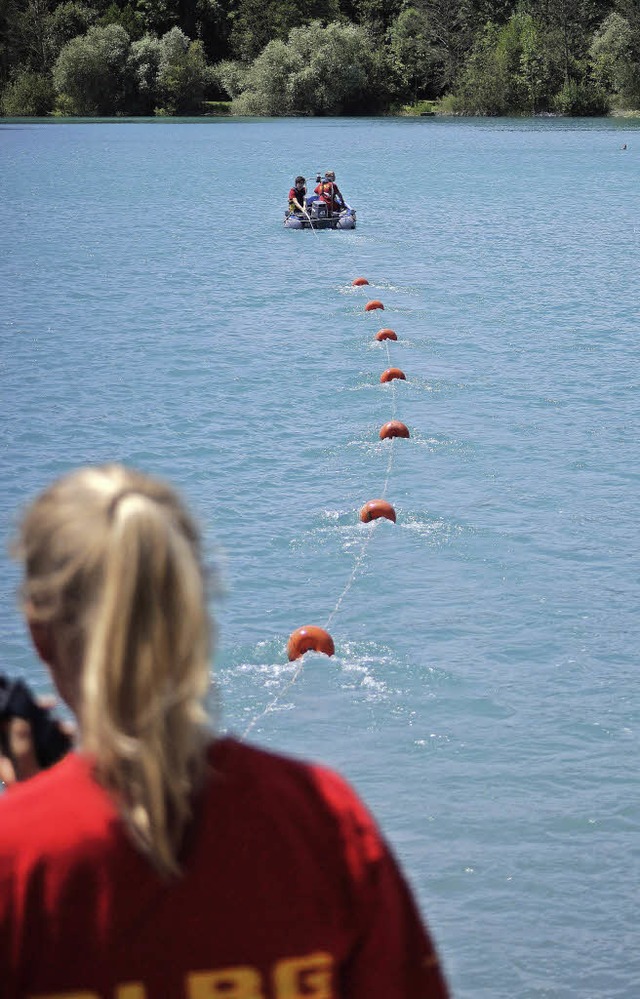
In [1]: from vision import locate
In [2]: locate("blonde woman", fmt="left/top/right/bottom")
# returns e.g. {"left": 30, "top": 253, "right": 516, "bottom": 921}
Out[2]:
{"left": 0, "top": 464, "right": 449, "bottom": 998}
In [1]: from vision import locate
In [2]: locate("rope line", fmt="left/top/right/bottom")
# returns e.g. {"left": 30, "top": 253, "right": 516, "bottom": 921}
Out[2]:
{"left": 241, "top": 291, "right": 401, "bottom": 737}
{"left": 383, "top": 340, "right": 398, "bottom": 420}
{"left": 325, "top": 521, "right": 377, "bottom": 630}
{"left": 241, "top": 659, "right": 306, "bottom": 739}
{"left": 381, "top": 427, "right": 395, "bottom": 499}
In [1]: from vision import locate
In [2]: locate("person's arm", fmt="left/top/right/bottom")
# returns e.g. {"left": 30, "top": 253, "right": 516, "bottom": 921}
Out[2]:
{"left": 0, "top": 677, "right": 72, "bottom": 786}
{"left": 0, "top": 716, "right": 40, "bottom": 784}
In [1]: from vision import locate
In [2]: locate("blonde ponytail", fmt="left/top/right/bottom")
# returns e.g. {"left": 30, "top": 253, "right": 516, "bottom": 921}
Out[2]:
{"left": 15, "top": 466, "right": 213, "bottom": 877}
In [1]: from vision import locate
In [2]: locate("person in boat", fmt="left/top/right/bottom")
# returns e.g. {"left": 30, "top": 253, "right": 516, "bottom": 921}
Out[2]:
{"left": 0, "top": 463, "right": 450, "bottom": 999}
{"left": 314, "top": 170, "right": 346, "bottom": 216}
{"left": 288, "top": 175, "right": 307, "bottom": 215}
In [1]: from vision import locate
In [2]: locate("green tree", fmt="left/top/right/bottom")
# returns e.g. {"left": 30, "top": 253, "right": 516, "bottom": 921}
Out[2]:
{"left": 214, "top": 57, "right": 251, "bottom": 98}
{"left": 228, "top": 0, "right": 341, "bottom": 63}
{"left": 192, "top": 0, "right": 232, "bottom": 66}
{"left": 525, "top": 0, "right": 612, "bottom": 84}
{"left": 416, "top": 0, "right": 479, "bottom": 91}
{"left": 128, "top": 32, "right": 163, "bottom": 113}
{"left": 0, "top": 0, "right": 97, "bottom": 92}
{"left": 590, "top": 11, "right": 640, "bottom": 107}
{"left": 156, "top": 26, "right": 212, "bottom": 114}
{"left": 388, "top": 6, "right": 444, "bottom": 100}
{"left": 16, "top": 0, "right": 55, "bottom": 71}
{"left": 350, "top": 0, "right": 404, "bottom": 38}
{"left": 53, "top": 23, "right": 132, "bottom": 114}
{"left": 495, "top": 10, "right": 551, "bottom": 113}
{"left": 48, "top": 3, "right": 98, "bottom": 57}
{"left": 552, "top": 75, "right": 609, "bottom": 113}
{"left": 99, "top": 2, "right": 144, "bottom": 40}
{"left": 232, "top": 38, "right": 293, "bottom": 113}
{"left": 450, "top": 11, "right": 555, "bottom": 114}
{"left": 136, "top": 0, "right": 181, "bottom": 36}
{"left": 449, "top": 21, "right": 508, "bottom": 112}
{"left": 0, "top": 0, "right": 22, "bottom": 87}
{"left": 616, "top": 0, "right": 640, "bottom": 36}
{"left": 230, "top": 19, "right": 390, "bottom": 114}
{"left": 1, "top": 68, "right": 53, "bottom": 114}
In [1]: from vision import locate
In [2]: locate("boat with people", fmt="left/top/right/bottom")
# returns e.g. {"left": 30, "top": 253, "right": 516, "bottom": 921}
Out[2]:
{"left": 284, "top": 171, "right": 357, "bottom": 230}
{"left": 284, "top": 201, "right": 357, "bottom": 230}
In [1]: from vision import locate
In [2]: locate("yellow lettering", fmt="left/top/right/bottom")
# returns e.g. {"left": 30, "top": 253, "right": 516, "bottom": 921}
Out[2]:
{"left": 273, "top": 952, "right": 334, "bottom": 999}
{"left": 116, "top": 986, "right": 146, "bottom": 999}
{"left": 188, "top": 967, "right": 265, "bottom": 999}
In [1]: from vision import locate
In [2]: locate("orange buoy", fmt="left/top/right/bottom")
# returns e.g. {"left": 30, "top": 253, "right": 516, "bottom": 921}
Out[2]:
{"left": 287, "top": 625, "right": 335, "bottom": 661}
{"left": 352, "top": 277, "right": 369, "bottom": 286}
{"left": 360, "top": 499, "right": 396, "bottom": 524}
{"left": 379, "top": 420, "right": 410, "bottom": 440}
{"left": 365, "top": 300, "right": 384, "bottom": 312}
{"left": 375, "top": 328, "right": 397, "bottom": 341}
{"left": 380, "top": 367, "right": 406, "bottom": 383}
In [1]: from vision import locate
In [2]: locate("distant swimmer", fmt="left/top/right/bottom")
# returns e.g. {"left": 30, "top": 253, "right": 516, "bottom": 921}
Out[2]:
{"left": 621, "top": 144, "right": 627, "bottom": 150}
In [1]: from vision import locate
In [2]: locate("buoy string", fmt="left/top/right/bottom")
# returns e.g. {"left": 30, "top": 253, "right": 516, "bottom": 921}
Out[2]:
{"left": 241, "top": 283, "right": 401, "bottom": 737}
{"left": 325, "top": 310, "right": 400, "bottom": 625}
{"left": 241, "top": 658, "right": 306, "bottom": 739}
{"left": 242, "top": 423, "right": 397, "bottom": 736}
{"left": 303, "top": 207, "right": 321, "bottom": 239}
{"left": 324, "top": 333, "right": 397, "bottom": 629}
{"left": 384, "top": 341, "right": 399, "bottom": 420}
{"left": 324, "top": 522, "right": 378, "bottom": 630}
{"left": 381, "top": 435, "right": 395, "bottom": 499}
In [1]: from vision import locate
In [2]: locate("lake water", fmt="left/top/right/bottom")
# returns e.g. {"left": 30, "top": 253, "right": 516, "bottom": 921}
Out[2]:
{"left": 1, "top": 115, "right": 639, "bottom": 997}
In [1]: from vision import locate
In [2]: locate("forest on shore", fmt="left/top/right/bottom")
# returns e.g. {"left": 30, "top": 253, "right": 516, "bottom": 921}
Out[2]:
{"left": 2, "top": 0, "right": 640, "bottom": 118}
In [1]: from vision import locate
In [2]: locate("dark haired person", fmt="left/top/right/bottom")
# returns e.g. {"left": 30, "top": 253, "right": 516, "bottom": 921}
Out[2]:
{"left": 288, "top": 175, "right": 308, "bottom": 215}
{"left": 0, "top": 464, "right": 450, "bottom": 998}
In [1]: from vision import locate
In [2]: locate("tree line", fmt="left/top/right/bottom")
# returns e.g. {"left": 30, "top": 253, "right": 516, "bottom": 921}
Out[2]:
{"left": 1, "top": 0, "right": 639, "bottom": 116}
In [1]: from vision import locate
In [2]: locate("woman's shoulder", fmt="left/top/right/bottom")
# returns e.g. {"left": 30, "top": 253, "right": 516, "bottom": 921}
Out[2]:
{"left": 211, "top": 737, "right": 385, "bottom": 870}
{"left": 211, "top": 735, "right": 357, "bottom": 797}
{"left": 0, "top": 752, "right": 116, "bottom": 856}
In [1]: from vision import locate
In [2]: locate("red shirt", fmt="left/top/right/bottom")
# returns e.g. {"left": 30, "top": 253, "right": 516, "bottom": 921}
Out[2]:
{"left": 0, "top": 737, "right": 448, "bottom": 998}
{"left": 314, "top": 181, "right": 342, "bottom": 210}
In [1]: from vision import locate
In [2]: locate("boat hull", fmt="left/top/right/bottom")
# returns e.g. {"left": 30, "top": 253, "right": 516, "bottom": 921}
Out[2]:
{"left": 284, "top": 204, "right": 356, "bottom": 230}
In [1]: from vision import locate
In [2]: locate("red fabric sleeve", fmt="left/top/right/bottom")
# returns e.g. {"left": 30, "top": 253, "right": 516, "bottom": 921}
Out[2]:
{"left": 341, "top": 839, "right": 450, "bottom": 998}
{"left": 311, "top": 765, "right": 449, "bottom": 998}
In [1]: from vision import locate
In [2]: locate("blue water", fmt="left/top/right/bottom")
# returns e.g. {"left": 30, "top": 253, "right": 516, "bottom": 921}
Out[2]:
{"left": 1, "top": 116, "right": 639, "bottom": 997}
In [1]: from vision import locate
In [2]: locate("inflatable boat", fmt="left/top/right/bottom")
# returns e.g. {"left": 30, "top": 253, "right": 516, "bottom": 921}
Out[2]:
{"left": 284, "top": 197, "right": 356, "bottom": 230}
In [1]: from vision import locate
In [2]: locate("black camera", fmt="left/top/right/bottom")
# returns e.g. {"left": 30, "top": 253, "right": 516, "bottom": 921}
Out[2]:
{"left": 0, "top": 675, "right": 72, "bottom": 769}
